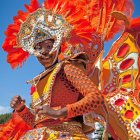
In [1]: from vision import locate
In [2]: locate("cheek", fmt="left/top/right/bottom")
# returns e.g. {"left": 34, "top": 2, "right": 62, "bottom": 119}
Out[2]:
{"left": 51, "top": 51, "right": 58, "bottom": 60}
{"left": 37, "top": 57, "right": 42, "bottom": 63}
{"left": 37, "top": 58, "right": 45, "bottom": 66}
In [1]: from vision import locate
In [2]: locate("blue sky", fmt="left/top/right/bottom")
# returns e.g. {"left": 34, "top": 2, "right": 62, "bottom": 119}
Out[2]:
{"left": 0, "top": 0, "right": 140, "bottom": 114}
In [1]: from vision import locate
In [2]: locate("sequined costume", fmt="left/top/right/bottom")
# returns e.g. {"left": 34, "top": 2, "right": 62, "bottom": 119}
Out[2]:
{"left": 14, "top": 59, "right": 106, "bottom": 139}
{"left": 84, "top": 18, "right": 140, "bottom": 140}
{"left": 1, "top": 0, "right": 140, "bottom": 140}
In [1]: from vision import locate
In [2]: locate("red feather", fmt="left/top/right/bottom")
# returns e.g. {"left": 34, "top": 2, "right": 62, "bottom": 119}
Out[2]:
{"left": 2, "top": 0, "right": 134, "bottom": 69}
{"left": 24, "top": 0, "right": 40, "bottom": 12}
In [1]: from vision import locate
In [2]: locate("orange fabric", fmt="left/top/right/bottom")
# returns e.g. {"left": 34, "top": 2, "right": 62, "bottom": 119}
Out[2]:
{"left": 51, "top": 69, "right": 80, "bottom": 107}
{"left": 0, "top": 61, "right": 105, "bottom": 140}
{"left": 62, "top": 62, "right": 104, "bottom": 118}
{"left": 17, "top": 61, "right": 105, "bottom": 126}
{"left": 36, "top": 62, "right": 104, "bottom": 120}
{"left": 17, "top": 106, "right": 35, "bottom": 128}
{"left": 1, "top": 61, "right": 105, "bottom": 140}
{"left": 0, "top": 112, "right": 32, "bottom": 140}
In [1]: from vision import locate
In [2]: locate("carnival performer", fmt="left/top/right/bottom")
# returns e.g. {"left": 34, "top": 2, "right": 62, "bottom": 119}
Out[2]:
{"left": 0, "top": 0, "right": 135, "bottom": 140}
{"left": 1, "top": 0, "right": 105, "bottom": 139}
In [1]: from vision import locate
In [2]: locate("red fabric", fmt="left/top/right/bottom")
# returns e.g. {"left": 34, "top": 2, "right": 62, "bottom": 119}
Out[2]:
{"left": 0, "top": 112, "right": 32, "bottom": 140}
{"left": 51, "top": 70, "right": 80, "bottom": 107}
{"left": 61, "top": 63, "right": 104, "bottom": 118}
{"left": 17, "top": 106, "right": 35, "bottom": 128}
{"left": 48, "top": 63, "right": 102, "bottom": 119}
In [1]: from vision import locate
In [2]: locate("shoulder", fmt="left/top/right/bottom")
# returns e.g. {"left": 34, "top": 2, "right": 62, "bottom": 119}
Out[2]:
{"left": 63, "top": 60, "right": 86, "bottom": 73}
{"left": 62, "top": 52, "right": 88, "bottom": 72}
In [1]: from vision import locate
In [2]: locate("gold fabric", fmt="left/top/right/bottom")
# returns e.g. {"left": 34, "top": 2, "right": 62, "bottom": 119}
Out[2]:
{"left": 20, "top": 121, "right": 89, "bottom": 140}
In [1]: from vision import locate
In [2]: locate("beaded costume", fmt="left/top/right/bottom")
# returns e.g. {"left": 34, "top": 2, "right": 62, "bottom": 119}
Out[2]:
{"left": 1, "top": 0, "right": 140, "bottom": 140}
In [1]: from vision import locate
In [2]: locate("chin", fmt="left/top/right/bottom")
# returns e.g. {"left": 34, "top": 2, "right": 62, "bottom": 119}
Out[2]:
{"left": 44, "top": 63, "right": 53, "bottom": 68}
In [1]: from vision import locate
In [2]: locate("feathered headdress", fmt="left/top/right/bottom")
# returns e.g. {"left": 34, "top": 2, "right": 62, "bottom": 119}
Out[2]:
{"left": 2, "top": 0, "right": 134, "bottom": 69}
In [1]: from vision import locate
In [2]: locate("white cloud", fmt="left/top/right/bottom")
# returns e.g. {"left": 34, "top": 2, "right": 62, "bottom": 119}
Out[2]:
{"left": 0, "top": 106, "right": 11, "bottom": 114}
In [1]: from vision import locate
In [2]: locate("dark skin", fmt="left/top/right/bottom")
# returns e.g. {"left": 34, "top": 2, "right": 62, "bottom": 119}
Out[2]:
{"left": 10, "top": 39, "right": 67, "bottom": 118}
{"left": 35, "top": 39, "right": 57, "bottom": 69}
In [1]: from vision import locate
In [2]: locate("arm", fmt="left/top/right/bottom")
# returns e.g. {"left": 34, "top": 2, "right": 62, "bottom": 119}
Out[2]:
{"left": 63, "top": 62, "right": 105, "bottom": 118}
{"left": 17, "top": 106, "right": 35, "bottom": 128}
{"left": 37, "top": 62, "right": 106, "bottom": 119}
{"left": 10, "top": 95, "right": 35, "bottom": 128}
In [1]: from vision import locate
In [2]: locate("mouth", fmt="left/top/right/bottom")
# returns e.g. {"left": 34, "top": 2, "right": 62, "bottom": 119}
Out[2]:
{"left": 39, "top": 55, "right": 52, "bottom": 61}
{"left": 41, "top": 56, "right": 50, "bottom": 60}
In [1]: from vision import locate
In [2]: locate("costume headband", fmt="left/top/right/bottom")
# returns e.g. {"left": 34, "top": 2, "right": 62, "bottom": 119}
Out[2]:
{"left": 17, "top": 8, "right": 72, "bottom": 56}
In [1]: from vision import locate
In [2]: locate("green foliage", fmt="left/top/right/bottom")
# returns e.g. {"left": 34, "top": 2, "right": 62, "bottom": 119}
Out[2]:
{"left": 0, "top": 113, "right": 11, "bottom": 124}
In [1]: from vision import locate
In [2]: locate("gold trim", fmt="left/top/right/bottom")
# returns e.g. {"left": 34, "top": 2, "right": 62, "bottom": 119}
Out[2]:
{"left": 31, "top": 62, "right": 63, "bottom": 108}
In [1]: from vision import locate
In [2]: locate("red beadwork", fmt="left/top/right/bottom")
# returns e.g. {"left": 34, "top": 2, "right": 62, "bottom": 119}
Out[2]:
{"left": 120, "top": 88, "right": 127, "bottom": 92}
{"left": 120, "top": 58, "right": 134, "bottom": 70}
{"left": 115, "top": 98, "right": 124, "bottom": 106}
{"left": 30, "top": 86, "right": 36, "bottom": 95}
{"left": 117, "top": 44, "right": 129, "bottom": 58}
{"left": 124, "top": 110, "right": 134, "bottom": 119}
{"left": 121, "top": 74, "right": 132, "bottom": 83}
{"left": 137, "top": 122, "right": 140, "bottom": 129}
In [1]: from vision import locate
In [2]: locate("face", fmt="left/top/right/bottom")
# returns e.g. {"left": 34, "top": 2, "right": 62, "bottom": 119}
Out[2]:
{"left": 34, "top": 39, "right": 58, "bottom": 69}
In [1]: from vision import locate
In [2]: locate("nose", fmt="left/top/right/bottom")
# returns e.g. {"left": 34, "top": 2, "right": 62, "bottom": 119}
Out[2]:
{"left": 40, "top": 47, "right": 49, "bottom": 55}
{"left": 41, "top": 50, "right": 48, "bottom": 56}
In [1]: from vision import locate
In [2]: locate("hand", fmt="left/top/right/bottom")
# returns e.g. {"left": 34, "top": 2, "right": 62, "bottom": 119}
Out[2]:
{"left": 10, "top": 95, "right": 25, "bottom": 112}
{"left": 36, "top": 105, "right": 57, "bottom": 118}
{"left": 36, "top": 105, "right": 67, "bottom": 118}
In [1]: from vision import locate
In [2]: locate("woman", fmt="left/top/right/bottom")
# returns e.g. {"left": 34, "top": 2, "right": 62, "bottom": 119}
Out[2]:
{"left": 1, "top": 0, "right": 135, "bottom": 139}
{"left": 10, "top": 38, "right": 105, "bottom": 139}
{"left": 2, "top": 0, "right": 107, "bottom": 139}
